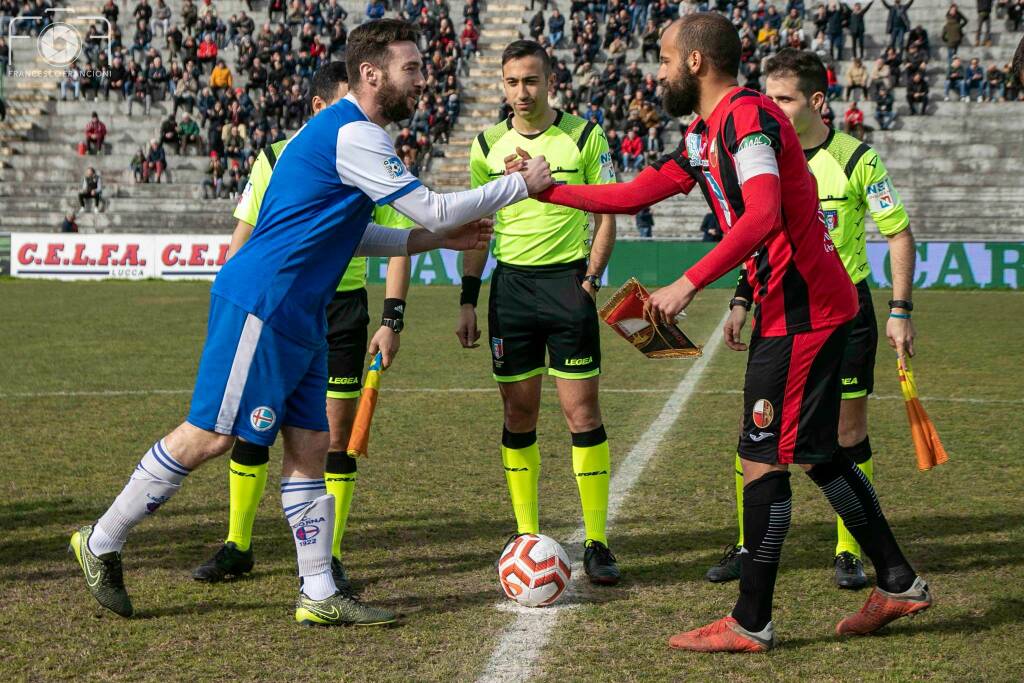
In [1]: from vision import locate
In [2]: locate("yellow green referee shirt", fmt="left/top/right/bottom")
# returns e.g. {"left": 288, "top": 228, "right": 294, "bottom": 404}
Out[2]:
{"left": 469, "top": 111, "right": 615, "bottom": 266}
{"left": 805, "top": 129, "right": 910, "bottom": 284}
{"left": 234, "top": 140, "right": 414, "bottom": 292}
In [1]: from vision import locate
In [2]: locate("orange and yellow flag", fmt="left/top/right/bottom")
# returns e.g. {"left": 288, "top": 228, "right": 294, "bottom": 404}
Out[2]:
{"left": 897, "top": 358, "right": 949, "bottom": 471}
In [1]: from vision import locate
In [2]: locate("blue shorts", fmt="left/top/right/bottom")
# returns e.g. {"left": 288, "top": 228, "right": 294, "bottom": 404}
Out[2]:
{"left": 187, "top": 295, "right": 329, "bottom": 446}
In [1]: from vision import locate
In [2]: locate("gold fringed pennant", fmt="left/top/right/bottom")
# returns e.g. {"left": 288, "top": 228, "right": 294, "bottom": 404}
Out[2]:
{"left": 598, "top": 277, "right": 702, "bottom": 359}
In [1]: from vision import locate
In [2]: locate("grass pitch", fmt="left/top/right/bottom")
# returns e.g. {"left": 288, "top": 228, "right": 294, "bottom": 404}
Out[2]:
{"left": 0, "top": 281, "right": 1022, "bottom": 681}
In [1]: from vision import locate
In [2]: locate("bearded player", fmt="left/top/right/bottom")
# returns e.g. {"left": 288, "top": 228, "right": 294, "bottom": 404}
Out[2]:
{"left": 533, "top": 12, "right": 931, "bottom": 651}
{"left": 704, "top": 48, "right": 918, "bottom": 590}
{"left": 69, "top": 19, "right": 554, "bottom": 625}
{"left": 190, "top": 63, "right": 415, "bottom": 613}
{"left": 459, "top": 40, "right": 620, "bottom": 584}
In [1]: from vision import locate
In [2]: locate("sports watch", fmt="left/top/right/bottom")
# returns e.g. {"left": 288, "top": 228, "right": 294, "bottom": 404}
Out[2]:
{"left": 583, "top": 275, "right": 602, "bottom": 291}
{"left": 381, "top": 317, "right": 404, "bottom": 334}
{"left": 888, "top": 299, "right": 913, "bottom": 311}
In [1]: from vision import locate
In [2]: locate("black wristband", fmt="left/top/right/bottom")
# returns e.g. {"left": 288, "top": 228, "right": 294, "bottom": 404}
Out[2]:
{"left": 888, "top": 299, "right": 913, "bottom": 311}
{"left": 383, "top": 298, "right": 406, "bottom": 321}
{"left": 729, "top": 297, "right": 752, "bottom": 311}
{"left": 734, "top": 270, "right": 754, "bottom": 301}
{"left": 460, "top": 275, "right": 481, "bottom": 307}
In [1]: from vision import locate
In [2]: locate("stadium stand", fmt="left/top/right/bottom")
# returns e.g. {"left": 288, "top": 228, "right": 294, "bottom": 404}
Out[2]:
{"left": 1, "top": 0, "right": 1022, "bottom": 239}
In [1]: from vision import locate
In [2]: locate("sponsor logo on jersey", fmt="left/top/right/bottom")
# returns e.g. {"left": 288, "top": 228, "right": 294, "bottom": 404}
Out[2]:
{"left": 823, "top": 209, "right": 839, "bottom": 231}
{"left": 867, "top": 177, "right": 897, "bottom": 212}
{"left": 752, "top": 399, "right": 774, "bottom": 429}
{"left": 738, "top": 133, "right": 773, "bottom": 151}
{"left": 237, "top": 180, "right": 253, "bottom": 207}
{"left": 565, "top": 356, "right": 593, "bottom": 366}
{"left": 599, "top": 151, "right": 613, "bottom": 165}
{"left": 250, "top": 406, "right": 276, "bottom": 432}
{"left": 702, "top": 170, "right": 733, "bottom": 226}
{"left": 491, "top": 337, "right": 504, "bottom": 359}
{"left": 686, "top": 133, "right": 709, "bottom": 167}
{"left": 383, "top": 156, "right": 406, "bottom": 179}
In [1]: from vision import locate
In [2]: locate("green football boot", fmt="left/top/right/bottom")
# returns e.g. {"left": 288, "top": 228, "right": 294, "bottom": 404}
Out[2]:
{"left": 69, "top": 524, "right": 134, "bottom": 617}
{"left": 295, "top": 590, "right": 397, "bottom": 627}
{"left": 192, "top": 542, "right": 255, "bottom": 582}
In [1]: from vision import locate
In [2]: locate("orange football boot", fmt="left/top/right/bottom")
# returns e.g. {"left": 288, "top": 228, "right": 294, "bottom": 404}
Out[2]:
{"left": 668, "top": 616, "right": 774, "bottom": 653}
{"left": 836, "top": 576, "right": 932, "bottom": 636}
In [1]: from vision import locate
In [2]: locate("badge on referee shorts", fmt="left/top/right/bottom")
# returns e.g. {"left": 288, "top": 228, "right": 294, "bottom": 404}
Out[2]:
{"left": 752, "top": 399, "right": 774, "bottom": 429}
{"left": 251, "top": 406, "right": 276, "bottom": 432}
{"left": 491, "top": 337, "right": 504, "bottom": 359}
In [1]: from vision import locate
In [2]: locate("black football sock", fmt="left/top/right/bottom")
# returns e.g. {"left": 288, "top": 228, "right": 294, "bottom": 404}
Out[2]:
{"left": 807, "top": 453, "right": 915, "bottom": 593}
{"left": 731, "top": 470, "right": 792, "bottom": 632}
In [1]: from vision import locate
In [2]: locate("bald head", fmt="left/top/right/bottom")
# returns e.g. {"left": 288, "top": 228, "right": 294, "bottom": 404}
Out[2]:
{"left": 666, "top": 12, "right": 741, "bottom": 79}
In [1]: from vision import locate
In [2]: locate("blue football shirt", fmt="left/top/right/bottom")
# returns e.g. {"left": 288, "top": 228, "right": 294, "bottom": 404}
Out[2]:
{"left": 212, "top": 93, "right": 421, "bottom": 347}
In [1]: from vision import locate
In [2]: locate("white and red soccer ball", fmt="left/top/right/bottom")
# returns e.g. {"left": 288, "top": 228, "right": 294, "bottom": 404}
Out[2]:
{"left": 498, "top": 534, "right": 571, "bottom": 607}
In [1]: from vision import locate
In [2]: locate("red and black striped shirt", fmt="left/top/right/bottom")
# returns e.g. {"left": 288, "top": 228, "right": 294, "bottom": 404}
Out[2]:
{"left": 652, "top": 87, "right": 857, "bottom": 337}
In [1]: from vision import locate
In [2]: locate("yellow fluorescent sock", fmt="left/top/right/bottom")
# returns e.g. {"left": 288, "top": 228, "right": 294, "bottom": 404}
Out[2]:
{"left": 225, "top": 461, "right": 269, "bottom": 552}
{"left": 572, "top": 440, "right": 610, "bottom": 546}
{"left": 836, "top": 457, "right": 874, "bottom": 558}
{"left": 735, "top": 452, "right": 745, "bottom": 548}
{"left": 325, "top": 472, "right": 357, "bottom": 560}
{"left": 502, "top": 444, "right": 540, "bottom": 535}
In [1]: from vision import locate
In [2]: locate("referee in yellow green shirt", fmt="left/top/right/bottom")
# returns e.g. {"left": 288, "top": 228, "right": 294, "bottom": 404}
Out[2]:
{"left": 191, "top": 63, "right": 412, "bottom": 617}
{"left": 457, "top": 40, "right": 621, "bottom": 583}
{"left": 706, "top": 49, "right": 918, "bottom": 590}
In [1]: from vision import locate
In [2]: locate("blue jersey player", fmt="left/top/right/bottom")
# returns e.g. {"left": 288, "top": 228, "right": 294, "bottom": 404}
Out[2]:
{"left": 70, "top": 19, "right": 555, "bottom": 626}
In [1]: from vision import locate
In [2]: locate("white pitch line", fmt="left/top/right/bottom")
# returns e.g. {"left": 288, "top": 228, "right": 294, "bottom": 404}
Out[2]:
{"left": 474, "top": 310, "right": 732, "bottom": 683}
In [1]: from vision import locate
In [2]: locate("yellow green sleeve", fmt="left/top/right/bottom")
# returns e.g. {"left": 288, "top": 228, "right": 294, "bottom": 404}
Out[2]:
{"left": 470, "top": 137, "right": 490, "bottom": 190}
{"left": 856, "top": 151, "right": 909, "bottom": 236}
{"left": 232, "top": 152, "right": 272, "bottom": 225}
{"left": 582, "top": 126, "right": 616, "bottom": 185}
{"left": 372, "top": 202, "right": 416, "bottom": 229}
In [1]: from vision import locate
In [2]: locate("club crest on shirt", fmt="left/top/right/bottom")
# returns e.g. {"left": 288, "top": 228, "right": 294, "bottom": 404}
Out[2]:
{"left": 686, "top": 133, "right": 708, "bottom": 167}
{"left": 709, "top": 138, "right": 719, "bottom": 168}
{"left": 383, "top": 156, "right": 406, "bottom": 179}
{"left": 823, "top": 209, "right": 839, "bottom": 231}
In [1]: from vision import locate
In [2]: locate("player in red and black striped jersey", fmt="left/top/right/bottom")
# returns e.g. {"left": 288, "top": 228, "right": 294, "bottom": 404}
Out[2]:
{"left": 536, "top": 12, "right": 931, "bottom": 653}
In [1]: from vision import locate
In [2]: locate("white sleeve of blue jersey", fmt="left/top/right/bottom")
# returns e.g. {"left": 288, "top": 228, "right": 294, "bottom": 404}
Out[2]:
{"left": 389, "top": 175, "right": 527, "bottom": 233}
{"left": 335, "top": 121, "right": 423, "bottom": 205}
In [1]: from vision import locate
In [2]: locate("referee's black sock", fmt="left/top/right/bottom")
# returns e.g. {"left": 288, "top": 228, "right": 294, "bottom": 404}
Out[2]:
{"left": 731, "top": 470, "right": 792, "bottom": 633}
{"left": 807, "top": 453, "right": 916, "bottom": 593}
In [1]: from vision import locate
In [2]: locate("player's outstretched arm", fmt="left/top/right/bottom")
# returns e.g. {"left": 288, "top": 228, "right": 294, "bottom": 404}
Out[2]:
{"left": 389, "top": 158, "right": 551, "bottom": 232}
{"left": 354, "top": 219, "right": 493, "bottom": 257}
{"left": 225, "top": 219, "right": 255, "bottom": 261}
{"left": 535, "top": 165, "right": 683, "bottom": 215}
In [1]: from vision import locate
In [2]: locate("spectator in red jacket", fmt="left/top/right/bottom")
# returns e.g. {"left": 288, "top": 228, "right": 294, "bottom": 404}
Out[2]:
{"left": 197, "top": 34, "right": 218, "bottom": 72}
{"left": 620, "top": 128, "right": 645, "bottom": 171}
{"left": 84, "top": 112, "right": 107, "bottom": 154}
{"left": 844, "top": 101, "right": 866, "bottom": 139}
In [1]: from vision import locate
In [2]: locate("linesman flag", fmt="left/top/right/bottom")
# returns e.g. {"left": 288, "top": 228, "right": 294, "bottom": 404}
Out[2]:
{"left": 897, "top": 358, "right": 949, "bottom": 471}
{"left": 598, "top": 277, "right": 701, "bottom": 359}
{"left": 347, "top": 353, "right": 383, "bottom": 458}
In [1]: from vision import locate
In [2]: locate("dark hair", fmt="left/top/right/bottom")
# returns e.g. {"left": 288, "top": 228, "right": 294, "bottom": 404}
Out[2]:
{"left": 308, "top": 61, "right": 348, "bottom": 108}
{"left": 675, "top": 12, "right": 741, "bottom": 78}
{"left": 763, "top": 48, "right": 828, "bottom": 99}
{"left": 345, "top": 19, "right": 420, "bottom": 86}
{"left": 501, "top": 39, "right": 552, "bottom": 73}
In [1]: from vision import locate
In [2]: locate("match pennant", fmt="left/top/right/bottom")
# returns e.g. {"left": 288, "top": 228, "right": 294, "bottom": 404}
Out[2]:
{"left": 598, "top": 278, "right": 702, "bottom": 359}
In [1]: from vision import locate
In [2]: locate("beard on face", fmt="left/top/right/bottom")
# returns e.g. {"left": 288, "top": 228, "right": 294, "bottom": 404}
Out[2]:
{"left": 662, "top": 63, "right": 701, "bottom": 117}
{"left": 378, "top": 71, "right": 417, "bottom": 122}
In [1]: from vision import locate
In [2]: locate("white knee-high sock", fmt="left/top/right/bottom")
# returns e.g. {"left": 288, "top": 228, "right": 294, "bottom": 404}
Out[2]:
{"left": 91, "top": 440, "right": 191, "bottom": 555}
{"left": 281, "top": 477, "right": 336, "bottom": 600}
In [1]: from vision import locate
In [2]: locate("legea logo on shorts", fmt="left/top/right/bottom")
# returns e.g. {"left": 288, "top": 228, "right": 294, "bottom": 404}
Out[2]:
{"left": 250, "top": 406, "right": 276, "bottom": 432}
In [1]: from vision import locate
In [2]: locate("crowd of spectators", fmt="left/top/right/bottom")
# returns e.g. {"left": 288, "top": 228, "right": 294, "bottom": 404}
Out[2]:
{"left": 508, "top": 0, "right": 1023, "bottom": 165}
{"left": 25, "top": 0, "right": 478, "bottom": 203}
